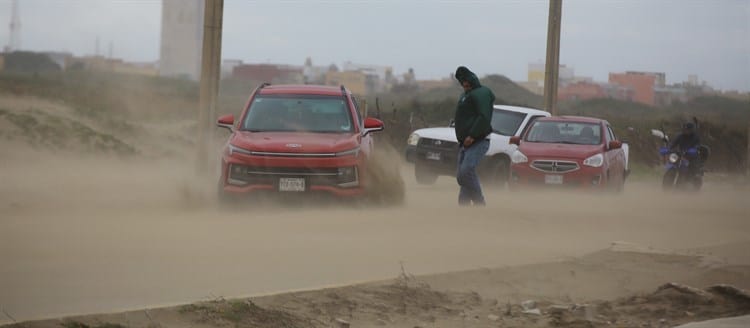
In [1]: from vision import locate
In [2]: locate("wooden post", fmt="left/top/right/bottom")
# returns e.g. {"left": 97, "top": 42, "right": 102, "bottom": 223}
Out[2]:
{"left": 196, "top": 0, "right": 224, "bottom": 174}
{"left": 543, "top": 0, "right": 562, "bottom": 115}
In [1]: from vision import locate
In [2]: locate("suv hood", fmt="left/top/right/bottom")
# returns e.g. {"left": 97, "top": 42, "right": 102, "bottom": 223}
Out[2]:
{"left": 231, "top": 131, "right": 359, "bottom": 153}
{"left": 519, "top": 142, "right": 602, "bottom": 160}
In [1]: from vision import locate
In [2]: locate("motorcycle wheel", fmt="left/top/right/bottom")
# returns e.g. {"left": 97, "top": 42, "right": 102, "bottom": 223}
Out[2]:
{"left": 692, "top": 176, "right": 703, "bottom": 191}
{"left": 662, "top": 169, "right": 678, "bottom": 191}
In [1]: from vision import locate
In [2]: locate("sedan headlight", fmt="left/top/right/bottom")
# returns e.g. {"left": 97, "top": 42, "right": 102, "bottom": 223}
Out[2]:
{"left": 407, "top": 133, "right": 420, "bottom": 146}
{"left": 668, "top": 153, "right": 679, "bottom": 164}
{"left": 511, "top": 150, "right": 528, "bottom": 164}
{"left": 583, "top": 153, "right": 604, "bottom": 167}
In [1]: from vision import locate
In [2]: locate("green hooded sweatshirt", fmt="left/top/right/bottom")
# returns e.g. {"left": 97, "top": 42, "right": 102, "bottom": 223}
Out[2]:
{"left": 453, "top": 66, "right": 495, "bottom": 145}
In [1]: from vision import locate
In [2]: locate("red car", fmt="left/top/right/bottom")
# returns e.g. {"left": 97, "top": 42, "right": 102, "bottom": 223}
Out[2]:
{"left": 216, "top": 83, "right": 384, "bottom": 200}
{"left": 509, "top": 116, "right": 628, "bottom": 190}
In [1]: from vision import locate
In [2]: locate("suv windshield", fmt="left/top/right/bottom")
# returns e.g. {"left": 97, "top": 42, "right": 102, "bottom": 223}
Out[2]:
{"left": 491, "top": 109, "right": 527, "bottom": 136}
{"left": 242, "top": 95, "right": 353, "bottom": 133}
{"left": 525, "top": 121, "right": 602, "bottom": 145}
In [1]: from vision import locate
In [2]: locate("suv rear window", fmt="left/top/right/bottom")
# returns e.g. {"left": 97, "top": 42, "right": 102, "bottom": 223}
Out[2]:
{"left": 242, "top": 95, "right": 353, "bottom": 133}
{"left": 491, "top": 109, "right": 527, "bottom": 136}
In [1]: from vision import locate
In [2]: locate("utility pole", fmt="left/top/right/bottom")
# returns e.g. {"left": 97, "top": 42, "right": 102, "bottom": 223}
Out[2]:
{"left": 7, "top": 0, "right": 21, "bottom": 52}
{"left": 543, "top": 0, "right": 562, "bottom": 115}
{"left": 196, "top": 0, "right": 224, "bottom": 174}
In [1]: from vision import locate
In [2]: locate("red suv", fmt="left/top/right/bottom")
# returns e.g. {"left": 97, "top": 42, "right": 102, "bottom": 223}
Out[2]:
{"left": 216, "top": 84, "right": 384, "bottom": 199}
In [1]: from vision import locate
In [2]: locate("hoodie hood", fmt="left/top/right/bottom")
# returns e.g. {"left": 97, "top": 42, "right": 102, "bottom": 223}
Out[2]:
{"left": 455, "top": 66, "right": 481, "bottom": 88}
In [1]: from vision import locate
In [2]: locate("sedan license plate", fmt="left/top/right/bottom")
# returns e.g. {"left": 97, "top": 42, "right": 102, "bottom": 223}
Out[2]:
{"left": 279, "top": 178, "right": 305, "bottom": 192}
{"left": 544, "top": 174, "right": 563, "bottom": 185}
{"left": 426, "top": 152, "right": 441, "bottom": 161}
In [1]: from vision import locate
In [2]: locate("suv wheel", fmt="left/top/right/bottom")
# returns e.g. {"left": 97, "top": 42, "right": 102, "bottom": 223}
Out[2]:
{"left": 484, "top": 157, "right": 509, "bottom": 188}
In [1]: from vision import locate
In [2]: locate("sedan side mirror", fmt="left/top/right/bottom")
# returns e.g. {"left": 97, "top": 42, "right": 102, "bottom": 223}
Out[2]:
{"left": 608, "top": 140, "right": 622, "bottom": 150}
{"left": 363, "top": 117, "right": 384, "bottom": 136}
{"left": 509, "top": 136, "right": 521, "bottom": 145}
{"left": 217, "top": 114, "right": 235, "bottom": 132}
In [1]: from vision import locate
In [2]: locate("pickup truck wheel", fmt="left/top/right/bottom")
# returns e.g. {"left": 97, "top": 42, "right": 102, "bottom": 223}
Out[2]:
{"left": 485, "top": 157, "right": 509, "bottom": 188}
{"left": 414, "top": 160, "right": 438, "bottom": 185}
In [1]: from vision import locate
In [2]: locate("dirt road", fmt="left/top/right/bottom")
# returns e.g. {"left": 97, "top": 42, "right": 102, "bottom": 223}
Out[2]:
{"left": 1, "top": 155, "right": 748, "bottom": 325}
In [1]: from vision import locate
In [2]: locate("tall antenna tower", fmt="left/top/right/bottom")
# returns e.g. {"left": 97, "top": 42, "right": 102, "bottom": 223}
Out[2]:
{"left": 7, "top": 0, "right": 21, "bottom": 52}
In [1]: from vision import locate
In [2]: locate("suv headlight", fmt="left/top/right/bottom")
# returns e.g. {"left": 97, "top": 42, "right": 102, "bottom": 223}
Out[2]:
{"left": 228, "top": 144, "right": 253, "bottom": 156}
{"left": 335, "top": 147, "right": 360, "bottom": 157}
{"left": 511, "top": 150, "right": 528, "bottom": 164}
{"left": 407, "top": 133, "right": 420, "bottom": 146}
{"left": 583, "top": 153, "right": 604, "bottom": 167}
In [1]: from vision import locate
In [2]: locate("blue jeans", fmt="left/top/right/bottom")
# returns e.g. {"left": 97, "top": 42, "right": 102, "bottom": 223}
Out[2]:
{"left": 456, "top": 139, "right": 489, "bottom": 206}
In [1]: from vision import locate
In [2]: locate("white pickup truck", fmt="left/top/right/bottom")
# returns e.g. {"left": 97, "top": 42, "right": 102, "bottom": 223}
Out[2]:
{"left": 406, "top": 105, "right": 551, "bottom": 185}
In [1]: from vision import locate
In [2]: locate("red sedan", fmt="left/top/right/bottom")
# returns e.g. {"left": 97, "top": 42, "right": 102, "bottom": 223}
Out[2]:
{"left": 509, "top": 116, "right": 628, "bottom": 190}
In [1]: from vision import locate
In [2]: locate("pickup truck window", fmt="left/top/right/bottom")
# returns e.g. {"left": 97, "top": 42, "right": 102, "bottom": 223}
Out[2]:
{"left": 491, "top": 109, "right": 527, "bottom": 136}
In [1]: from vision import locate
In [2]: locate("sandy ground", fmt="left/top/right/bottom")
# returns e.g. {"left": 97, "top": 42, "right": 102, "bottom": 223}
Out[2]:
{"left": 1, "top": 94, "right": 749, "bottom": 327}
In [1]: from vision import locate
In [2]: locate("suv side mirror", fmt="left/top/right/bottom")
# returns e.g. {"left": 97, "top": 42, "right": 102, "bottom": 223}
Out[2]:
{"left": 363, "top": 117, "right": 384, "bottom": 136}
{"left": 509, "top": 136, "right": 521, "bottom": 145}
{"left": 217, "top": 114, "right": 235, "bottom": 132}
{"left": 608, "top": 140, "right": 622, "bottom": 150}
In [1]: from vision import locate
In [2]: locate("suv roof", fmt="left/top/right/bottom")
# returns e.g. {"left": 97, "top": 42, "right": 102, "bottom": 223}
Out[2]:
{"left": 258, "top": 84, "right": 347, "bottom": 96}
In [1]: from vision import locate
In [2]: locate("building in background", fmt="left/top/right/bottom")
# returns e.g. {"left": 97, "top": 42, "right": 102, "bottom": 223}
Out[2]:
{"left": 221, "top": 59, "right": 243, "bottom": 78}
{"left": 232, "top": 63, "right": 304, "bottom": 84}
{"left": 558, "top": 81, "right": 634, "bottom": 102}
{"left": 608, "top": 71, "right": 665, "bottom": 106}
{"left": 341, "top": 61, "right": 395, "bottom": 93}
{"left": 325, "top": 70, "right": 369, "bottom": 95}
{"left": 522, "top": 62, "right": 575, "bottom": 95}
{"left": 159, "top": 0, "right": 203, "bottom": 80}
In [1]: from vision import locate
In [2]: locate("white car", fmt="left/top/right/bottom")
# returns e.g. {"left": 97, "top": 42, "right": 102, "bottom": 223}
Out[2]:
{"left": 407, "top": 105, "right": 551, "bottom": 185}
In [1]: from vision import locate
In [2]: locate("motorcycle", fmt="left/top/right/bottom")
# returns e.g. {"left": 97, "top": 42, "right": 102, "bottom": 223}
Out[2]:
{"left": 651, "top": 127, "right": 709, "bottom": 191}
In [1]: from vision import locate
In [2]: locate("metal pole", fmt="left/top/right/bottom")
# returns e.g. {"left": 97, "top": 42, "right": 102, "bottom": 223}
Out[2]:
{"left": 197, "top": 0, "right": 224, "bottom": 174}
{"left": 543, "top": 0, "right": 562, "bottom": 115}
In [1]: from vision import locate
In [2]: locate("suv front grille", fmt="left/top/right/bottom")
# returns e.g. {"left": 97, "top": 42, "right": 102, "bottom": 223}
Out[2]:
{"left": 417, "top": 138, "right": 458, "bottom": 151}
{"left": 531, "top": 160, "right": 579, "bottom": 173}
{"left": 228, "top": 165, "right": 356, "bottom": 185}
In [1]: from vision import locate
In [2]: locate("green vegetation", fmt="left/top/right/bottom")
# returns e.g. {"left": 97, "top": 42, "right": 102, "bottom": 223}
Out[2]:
{"left": 177, "top": 299, "right": 307, "bottom": 327}
{"left": 2, "top": 51, "right": 61, "bottom": 73}
{"left": 60, "top": 321, "right": 127, "bottom": 328}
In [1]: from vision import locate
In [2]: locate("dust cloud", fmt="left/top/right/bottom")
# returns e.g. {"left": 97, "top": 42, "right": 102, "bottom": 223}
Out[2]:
{"left": 0, "top": 93, "right": 748, "bottom": 323}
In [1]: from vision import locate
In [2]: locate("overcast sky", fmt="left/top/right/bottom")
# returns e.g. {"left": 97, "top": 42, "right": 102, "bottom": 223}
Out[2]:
{"left": 1, "top": 0, "right": 748, "bottom": 91}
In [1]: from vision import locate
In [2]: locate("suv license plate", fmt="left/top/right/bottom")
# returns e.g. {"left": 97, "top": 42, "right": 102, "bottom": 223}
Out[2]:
{"left": 426, "top": 152, "right": 441, "bottom": 161}
{"left": 279, "top": 178, "right": 305, "bottom": 192}
{"left": 545, "top": 175, "right": 563, "bottom": 184}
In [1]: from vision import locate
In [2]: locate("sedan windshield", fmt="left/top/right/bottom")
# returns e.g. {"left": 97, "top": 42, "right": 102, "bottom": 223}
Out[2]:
{"left": 242, "top": 95, "right": 353, "bottom": 133}
{"left": 525, "top": 121, "right": 602, "bottom": 145}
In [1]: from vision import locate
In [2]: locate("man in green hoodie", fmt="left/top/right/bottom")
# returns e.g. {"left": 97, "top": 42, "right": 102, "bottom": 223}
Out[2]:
{"left": 453, "top": 66, "right": 495, "bottom": 206}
